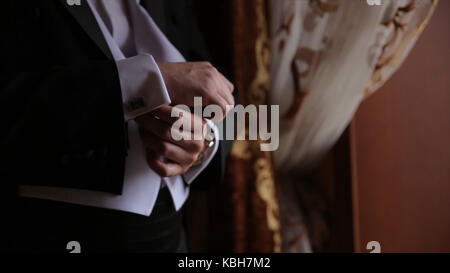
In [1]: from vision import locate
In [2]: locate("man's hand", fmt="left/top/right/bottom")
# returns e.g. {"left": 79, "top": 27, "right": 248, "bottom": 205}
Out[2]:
{"left": 157, "top": 62, "right": 235, "bottom": 119}
{"left": 135, "top": 105, "right": 206, "bottom": 177}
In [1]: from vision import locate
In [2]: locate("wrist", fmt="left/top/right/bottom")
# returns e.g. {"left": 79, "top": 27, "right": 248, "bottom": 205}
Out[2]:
{"left": 192, "top": 121, "right": 216, "bottom": 166}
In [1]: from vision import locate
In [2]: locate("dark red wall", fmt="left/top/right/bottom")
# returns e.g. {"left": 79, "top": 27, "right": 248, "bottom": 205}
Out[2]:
{"left": 351, "top": 2, "right": 450, "bottom": 252}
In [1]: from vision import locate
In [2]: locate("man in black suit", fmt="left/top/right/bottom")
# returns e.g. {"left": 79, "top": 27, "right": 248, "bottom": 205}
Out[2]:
{"left": 0, "top": 0, "right": 234, "bottom": 252}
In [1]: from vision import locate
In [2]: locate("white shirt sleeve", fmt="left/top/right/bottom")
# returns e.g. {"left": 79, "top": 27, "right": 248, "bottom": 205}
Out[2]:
{"left": 116, "top": 53, "right": 171, "bottom": 121}
{"left": 116, "top": 54, "right": 220, "bottom": 184}
{"left": 182, "top": 119, "right": 220, "bottom": 184}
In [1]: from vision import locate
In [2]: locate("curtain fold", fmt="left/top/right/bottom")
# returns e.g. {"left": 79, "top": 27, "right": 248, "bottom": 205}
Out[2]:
{"left": 269, "top": 0, "right": 438, "bottom": 252}
{"left": 271, "top": 0, "right": 438, "bottom": 171}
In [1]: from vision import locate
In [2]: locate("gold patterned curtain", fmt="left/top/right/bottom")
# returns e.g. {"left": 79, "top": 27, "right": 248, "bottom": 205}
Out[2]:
{"left": 224, "top": 0, "right": 281, "bottom": 252}
{"left": 187, "top": 0, "right": 281, "bottom": 253}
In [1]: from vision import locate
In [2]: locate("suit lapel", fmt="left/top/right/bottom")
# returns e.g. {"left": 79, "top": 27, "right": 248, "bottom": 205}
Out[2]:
{"left": 58, "top": 0, "right": 113, "bottom": 59}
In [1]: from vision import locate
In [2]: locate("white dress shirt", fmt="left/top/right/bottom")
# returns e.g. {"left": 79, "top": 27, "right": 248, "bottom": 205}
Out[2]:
{"left": 19, "top": 0, "right": 219, "bottom": 216}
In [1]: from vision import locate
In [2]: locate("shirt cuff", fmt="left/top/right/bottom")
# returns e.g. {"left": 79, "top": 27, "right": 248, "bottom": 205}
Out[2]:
{"left": 182, "top": 119, "right": 220, "bottom": 184}
{"left": 116, "top": 54, "right": 171, "bottom": 121}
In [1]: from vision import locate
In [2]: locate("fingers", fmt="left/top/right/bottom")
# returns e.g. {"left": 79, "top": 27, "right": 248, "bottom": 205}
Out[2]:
{"left": 209, "top": 66, "right": 235, "bottom": 107}
{"left": 152, "top": 105, "right": 205, "bottom": 129}
{"left": 157, "top": 61, "right": 234, "bottom": 115}
{"left": 223, "top": 77, "right": 235, "bottom": 94}
{"left": 203, "top": 76, "right": 234, "bottom": 117}
{"left": 140, "top": 129, "right": 203, "bottom": 177}
{"left": 216, "top": 77, "right": 235, "bottom": 106}
{"left": 136, "top": 110, "right": 206, "bottom": 152}
{"left": 217, "top": 69, "right": 235, "bottom": 94}
{"left": 140, "top": 130, "right": 198, "bottom": 166}
{"left": 197, "top": 62, "right": 234, "bottom": 114}
{"left": 146, "top": 105, "right": 180, "bottom": 124}
{"left": 136, "top": 105, "right": 206, "bottom": 152}
{"left": 209, "top": 64, "right": 234, "bottom": 94}
{"left": 166, "top": 106, "right": 207, "bottom": 137}
{"left": 145, "top": 151, "right": 184, "bottom": 177}
{"left": 202, "top": 91, "right": 228, "bottom": 118}
{"left": 217, "top": 83, "right": 235, "bottom": 109}
{"left": 136, "top": 113, "right": 184, "bottom": 141}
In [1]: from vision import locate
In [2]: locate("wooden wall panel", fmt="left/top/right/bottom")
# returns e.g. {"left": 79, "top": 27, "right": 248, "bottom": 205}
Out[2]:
{"left": 350, "top": 2, "right": 450, "bottom": 253}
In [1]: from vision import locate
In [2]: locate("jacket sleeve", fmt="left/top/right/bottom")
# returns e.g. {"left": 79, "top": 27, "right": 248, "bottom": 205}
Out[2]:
{"left": 0, "top": 1, "right": 128, "bottom": 194}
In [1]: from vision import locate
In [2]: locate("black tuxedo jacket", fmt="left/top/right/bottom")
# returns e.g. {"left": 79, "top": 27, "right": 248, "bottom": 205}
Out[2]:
{"left": 0, "top": 0, "right": 231, "bottom": 197}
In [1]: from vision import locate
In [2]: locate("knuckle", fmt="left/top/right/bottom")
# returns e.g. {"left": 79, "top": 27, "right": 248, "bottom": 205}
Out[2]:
{"left": 202, "top": 61, "right": 213, "bottom": 68}
{"left": 187, "top": 153, "right": 198, "bottom": 165}
{"left": 204, "top": 69, "right": 214, "bottom": 79}
{"left": 210, "top": 66, "right": 218, "bottom": 75}
{"left": 148, "top": 160, "right": 168, "bottom": 177}
{"left": 191, "top": 140, "right": 204, "bottom": 152}
{"left": 164, "top": 127, "right": 173, "bottom": 140}
{"left": 202, "top": 83, "right": 214, "bottom": 94}
{"left": 203, "top": 80, "right": 213, "bottom": 89}
{"left": 220, "top": 104, "right": 228, "bottom": 113}
{"left": 158, "top": 142, "right": 170, "bottom": 157}
{"left": 158, "top": 167, "right": 170, "bottom": 177}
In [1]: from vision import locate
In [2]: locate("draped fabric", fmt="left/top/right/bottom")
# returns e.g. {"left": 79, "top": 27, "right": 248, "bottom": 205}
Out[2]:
{"left": 269, "top": 0, "right": 438, "bottom": 252}
{"left": 271, "top": 0, "right": 438, "bottom": 170}
{"left": 189, "top": 0, "right": 437, "bottom": 253}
